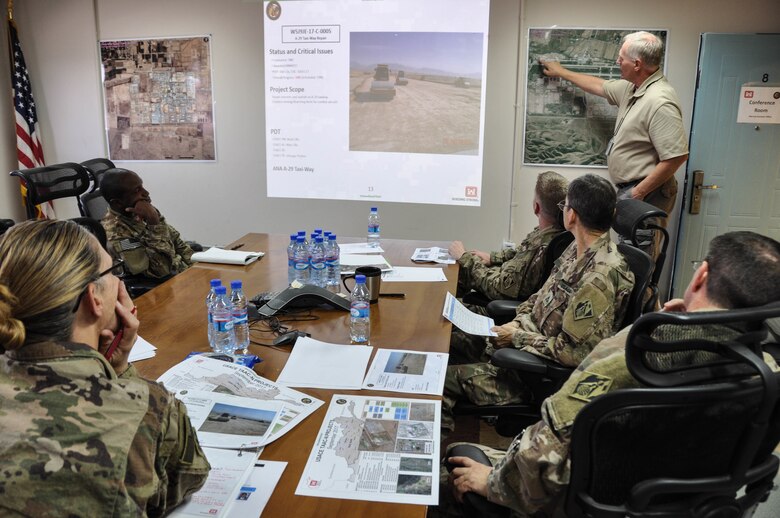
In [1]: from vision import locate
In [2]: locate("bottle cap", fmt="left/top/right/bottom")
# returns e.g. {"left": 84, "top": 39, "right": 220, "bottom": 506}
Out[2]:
{"left": 328, "top": 234, "right": 336, "bottom": 240}
{"left": 356, "top": 274, "right": 366, "bottom": 283}
{"left": 296, "top": 235, "right": 305, "bottom": 243}
{"left": 370, "top": 207, "right": 378, "bottom": 212}
{"left": 314, "top": 228, "right": 323, "bottom": 234}
{"left": 215, "top": 286, "right": 227, "bottom": 295}
{"left": 323, "top": 231, "right": 332, "bottom": 237}
{"left": 230, "top": 280, "right": 242, "bottom": 290}
{"left": 315, "top": 235, "right": 324, "bottom": 243}
{"left": 298, "top": 230, "right": 306, "bottom": 236}
{"left": 290, "top": 234, "right": 297, "bottom": 240}
{"left": 210, "top": 279, "right": 221, "bottom": 287}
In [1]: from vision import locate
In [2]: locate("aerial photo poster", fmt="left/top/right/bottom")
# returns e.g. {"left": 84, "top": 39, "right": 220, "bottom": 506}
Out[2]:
{"left": 264, "top": 0, "right": 490, "bottom": 206}
{"left": 100, "top": 36, "right": 216, "bottom": 161}
{"left": 524, "top": 28, "right": 667, "bottom": 167}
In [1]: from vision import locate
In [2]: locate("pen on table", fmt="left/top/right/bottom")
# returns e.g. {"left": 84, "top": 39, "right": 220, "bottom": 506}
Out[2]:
{"left": 379, "top": 293, "right": 405, "bottom": 298}
{"left": 230, "top": 243, "right": 245, "bottom": 250}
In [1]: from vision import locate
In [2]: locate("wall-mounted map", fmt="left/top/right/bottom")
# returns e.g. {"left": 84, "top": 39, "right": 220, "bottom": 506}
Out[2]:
{"left": 524, "top": 28, "right": 667, "bottom": 167}
{"left": 100, "top": 36, "right": 215, "bottom": 161}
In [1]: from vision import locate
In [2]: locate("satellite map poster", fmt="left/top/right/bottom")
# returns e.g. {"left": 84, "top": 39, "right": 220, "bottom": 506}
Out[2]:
{"left": 524, "top": 28, "right": 667, "bottom": 167}
{"left": 100, "top": 36, "right": 216, "bottom": 161}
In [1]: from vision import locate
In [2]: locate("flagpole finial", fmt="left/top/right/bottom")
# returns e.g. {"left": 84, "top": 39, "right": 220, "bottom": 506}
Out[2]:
{"left": 7, "top": 0, "right": 13, "bottom": 22}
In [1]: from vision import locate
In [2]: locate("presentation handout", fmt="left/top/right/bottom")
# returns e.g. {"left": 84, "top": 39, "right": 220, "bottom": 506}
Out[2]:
{"left": 168, "top": 447, "right": 256, "bottom": 518}
{"left": 340, "top": 254, "right": 393, "bottom": 274}
{"left": 263, "top": 0, "right": 490, "bottom": 206}
{"left": 339, "top": 242, "right": 385, "bottom": 254}
{"left": 410, "top": 247, "right": 455, "bottom": 264}
{"left": 296, "top": 395, "right": 441, "bottom": 506}
{"left": 382, "top": 266, "right": 448, "bottom": 283}
{"left": 191, "top": 247, "right": 264, "bottom": 265}
{"left": 178, "top": 390, "right": 284, "bottom": 449}
{"left": 157, "top": 356, "right": 323, "bottom": 444}
{"left": 226, "top": 460, "right": 287, "bottom": 518}
{"left": 442, "top": 292, "right": 497, "bottom": 336}
{"left": 276, "top": 337, "right": 373, "bottom": 389}
{"left": 363, "top": 349, "right": 449, "bottom": 396}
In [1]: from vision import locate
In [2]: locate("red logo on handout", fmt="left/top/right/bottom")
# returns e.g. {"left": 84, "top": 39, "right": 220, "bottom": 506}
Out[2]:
{"left": 744, "top": 90, "right": 754, "bottom": 98}
{"left": 465, "top": 186, "right": 478, "bottom": 198}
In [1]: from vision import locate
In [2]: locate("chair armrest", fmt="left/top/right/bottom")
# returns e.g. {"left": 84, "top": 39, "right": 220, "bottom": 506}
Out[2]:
{"left": 491, "top": 348, "right": 574, "bottom": 380}
{"left": 486, "top": 300, "right": 520, "bottom": 325}
{"left": 462, "top": 290, "right": 492, "bottom": 308}
{"left": 445, "top": 444, "right": 510, "bottom": 518}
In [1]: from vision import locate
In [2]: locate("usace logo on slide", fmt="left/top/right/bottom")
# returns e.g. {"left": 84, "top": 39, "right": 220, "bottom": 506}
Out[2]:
{"left": 744, "top": 90, "right": 754, "bottom": 98}
{"left": 465, "top": 186, "right": 478, "bottom": 198}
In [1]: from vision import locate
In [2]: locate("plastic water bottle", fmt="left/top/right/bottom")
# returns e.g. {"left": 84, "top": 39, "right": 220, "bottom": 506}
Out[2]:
{"left": 309, "top": 235, "right": 326, "bottom": 288}
{"left": 314, "top": 228, "right": 323, "bottom": 237}
{"left": 350, "top": 274, "right": 370, "bottom": 344}
{"left": 325, "top": 233, "right": 340, "bottom": 293}
{"left": 287, "top": 234, "right": 297, "bottom": 285}
{"left": 230, "top": 280, "right": 249, "bottom": 355}
{"left": 367, "top": 207, "right": 380, "bottom": 248}
{"left": 211, "top": 286, "right": 234, "bottom": 354}
{"left": 293, "top": 235, "right": 310, "bottom": 284}
{"left": 206, "top": 279, "right": 221, "bottom": 346}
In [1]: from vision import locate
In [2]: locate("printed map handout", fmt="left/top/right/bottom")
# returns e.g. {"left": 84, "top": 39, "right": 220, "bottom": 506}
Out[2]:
{"left": 296, "top": 395, "right": 440, "bottom": 505}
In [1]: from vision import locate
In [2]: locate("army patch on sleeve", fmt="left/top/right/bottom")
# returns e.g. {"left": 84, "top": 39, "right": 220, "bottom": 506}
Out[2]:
{"left": 119, "top": 238, "right": 142, "bottom": 251}
{"left": 569, "top": 371, "right": 613, "bottom": 402}
{"left": 573, "top": 299, "right": 594, "bottom": 320}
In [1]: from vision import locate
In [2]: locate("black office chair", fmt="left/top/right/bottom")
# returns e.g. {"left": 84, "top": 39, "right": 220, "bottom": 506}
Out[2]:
{"left": 455, "top": 242, "right": 653, "bottom": 437}
{"left": 566, "top": 304, "right": 780, "bottom": 518}
{"left": 10, "top": 162, "right": 92, "bottom": 219}
{"left": 448, "top": 305, "right": 780, "bottom": 518}
{"left": 78, "top": 158, "right": 116, "bottom": 221}
{"left": 70, "top": 217, "right": 107, "bottom": 250}
{"left": 0, "top": 219, "right": 14, "bottom": 236}
{"left": 612, "top": 198, "right": 669, "bottom": 313}
{"left": 480, "top": 231, "right": 574, "bottom": 323}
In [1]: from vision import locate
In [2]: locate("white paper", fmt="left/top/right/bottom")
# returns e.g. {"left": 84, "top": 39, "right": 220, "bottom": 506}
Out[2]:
{"left": 129, "top": 335, "right": 157, "bottom": 362}
{"left": 363, "top": 349, "right": 449, "bottom": 396}
{"left": 410, "top": 247, "right": 455, "bottom": 264}
{"left": 169, "top": 447, "right": 257, "bottom": 517}
{"left": 339, "top": 242, "right": 385, "bottom": 254}
{"left": 442, "top": 292, "right": 497, "bottom": 336}
{"left": 340, "top": 254, "right": 393, "bottom": 274}
{"left": 277, "top": 337, "right": 373, "bottom": 389}
{"left": 179, "top": 390, "right": 284, "bottom": 449}
{"left": 191, "top": 247, "right": 264, "bottom": 265}
{"left": 157, "top": 356, "right": 323, "bottom": 444}
{"left": 227, "top": 460, "right": 287, "bottom": 517}
{"left": 296, "top": 395, "right": 441, "bottom": 505}
{"left": 381, "top": 266, "right": 447, "bottom": 283}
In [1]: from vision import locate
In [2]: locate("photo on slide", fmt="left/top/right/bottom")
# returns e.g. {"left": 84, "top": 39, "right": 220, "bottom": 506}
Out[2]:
{"left": 349, "top": 32, "right": 484, "bottom": 155}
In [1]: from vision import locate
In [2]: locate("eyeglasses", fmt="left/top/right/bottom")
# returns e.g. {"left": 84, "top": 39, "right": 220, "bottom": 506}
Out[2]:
{"left": 71, "top": 259, "right": 125, "bottom": 313}
{"left": 557, "top": 201, "right": 572, "bottom": 212}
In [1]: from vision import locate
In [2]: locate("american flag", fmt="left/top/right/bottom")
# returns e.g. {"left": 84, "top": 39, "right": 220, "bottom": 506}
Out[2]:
{"left": 8, "top": 19, "right": 54, "bottom": 218}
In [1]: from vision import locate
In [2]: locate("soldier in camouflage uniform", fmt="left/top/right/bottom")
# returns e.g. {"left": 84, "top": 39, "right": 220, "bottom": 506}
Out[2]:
{"left": 0, "top": 220, "right": 210, "bottom": 516}
{"left": 442, "top": 175, "right": 635, "bottom": 433}
{"left": 438, "top": 231, "right": 780, "bottom": 517}
{"left": 448, "top": 172, "right": 568, "bottom": 365}
{"left": 100, "top": 168, "right": 193, "bottom": 280}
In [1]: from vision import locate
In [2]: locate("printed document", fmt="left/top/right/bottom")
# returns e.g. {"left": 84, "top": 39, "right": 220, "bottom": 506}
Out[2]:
{"left": 340, "top": 254, "right": 393, "bottom": 274}
{"left": 382, "top": 266, "right": 447, "bottom": 283}
{"left": 226, "top": 460, "right": 287, "bottom": 517}
{"left": 158, "top": 356, "right": 323, "bottom": 444}
{"left": 442, "top": 292, "right": 497, "bottom": 336}
{"left": 191, "top": 247, "right": 264, "bottom": 265}
{"left": 169, "top": 447, "right": 256, "bottom": 517}
{"left": 178, "top": 390, "right": 283, "bottom": 449}
{"left": 129, "top": 335, "right": 157, "bottom": 362}
{"left": 296, "top": 395, "right": 441, "bottom": 505}
{"left": 339, "top": 242, "right": 385, "bottom": 254}
{"left": 363, "top": 349, "right": 448, "bottom": 396}
{"left": 276, "top": 337, "right": 373, "bottom": 389}
{"left": 411, "top": 247, "right": 455, "bottom": 264}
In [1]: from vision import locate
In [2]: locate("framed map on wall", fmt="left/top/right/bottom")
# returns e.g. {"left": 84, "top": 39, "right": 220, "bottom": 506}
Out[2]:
{"left": 99, "top": 36, "right": 216, "bottom": 161}
{"left": 523, "top": 28, "right": 667, "bottom": 167}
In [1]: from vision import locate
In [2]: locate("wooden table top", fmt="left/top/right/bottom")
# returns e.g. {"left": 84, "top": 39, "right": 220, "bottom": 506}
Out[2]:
{"left": 133, "top": 233, "right": 458, "bottom": 518}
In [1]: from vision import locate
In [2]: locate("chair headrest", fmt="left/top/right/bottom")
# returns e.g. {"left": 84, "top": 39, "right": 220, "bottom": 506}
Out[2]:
{"left": 612, "top": 198, "right": 667, "bottom": 238}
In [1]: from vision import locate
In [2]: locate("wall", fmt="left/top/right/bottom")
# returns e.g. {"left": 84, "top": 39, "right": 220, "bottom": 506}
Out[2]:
{"left": 513, "top": 0, "right": 780, "bottom": 298}
{"left": 2, "top": 0, "right": 520, "bottom": 252}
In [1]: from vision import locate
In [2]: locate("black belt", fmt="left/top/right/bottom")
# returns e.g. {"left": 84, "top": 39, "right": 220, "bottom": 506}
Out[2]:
{"left": 615, "top": 180, "right": 640, "bottom": 190}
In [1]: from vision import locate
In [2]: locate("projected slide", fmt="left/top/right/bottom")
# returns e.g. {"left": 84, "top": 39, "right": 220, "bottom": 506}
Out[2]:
{"left": 263, "top": 0, "right": 489, "bottom": 206}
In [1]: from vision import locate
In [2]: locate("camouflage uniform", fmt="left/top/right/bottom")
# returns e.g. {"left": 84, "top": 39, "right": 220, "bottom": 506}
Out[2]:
{"left": 102, "top": 208, "right": 193, "bottom": 280}
{"left": 438, "top": 321, "right": 780, "bottom": 516}
{"left": 442, "top": 233, "right": 634, "bottom": 432}
{"left": 450, "top": 226, "right": 564, "bottom": 365}
{"left": 0, "top": 340, "right": 211, "bottom": 516}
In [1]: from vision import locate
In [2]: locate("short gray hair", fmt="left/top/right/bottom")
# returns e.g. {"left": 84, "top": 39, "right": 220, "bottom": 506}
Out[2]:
{"left": 535, "top": 171, "right": 568, "bottom": 223}
{"left": 622, "top": 31, "right": 663, "bottom": 68}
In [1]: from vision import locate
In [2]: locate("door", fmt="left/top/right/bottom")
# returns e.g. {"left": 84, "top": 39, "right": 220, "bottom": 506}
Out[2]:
{"left": 671, "top": 33, "right": 780, "bottom": 298}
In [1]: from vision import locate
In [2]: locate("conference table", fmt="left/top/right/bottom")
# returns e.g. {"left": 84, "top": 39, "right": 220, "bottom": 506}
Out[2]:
{"left": 133, "top": 233, "right": 459, "bottom": 517}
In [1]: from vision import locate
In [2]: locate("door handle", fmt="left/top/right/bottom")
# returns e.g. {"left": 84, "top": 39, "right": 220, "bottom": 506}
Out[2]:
{"left": 689, "top": 170, "right": 720, "bottom": 214}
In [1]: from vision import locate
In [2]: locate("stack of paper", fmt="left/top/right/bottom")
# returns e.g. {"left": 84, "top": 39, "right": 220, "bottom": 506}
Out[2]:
{"left": 129, "top": 335, "right": 157, "bottom": 362}
{"left": 382, "top": 267, "right": 447, "bottom": 282}
{"left": 276, "top": 337, "right": 373, "bottom": 389}
{"left": 338, "top": 242, "right": 385, "bottom": 254}
{"left": 340, "top": 254, "right": 393, "bottom": 274}
{"left": 192, "top": 247, "right": 264, "bottom": 265}
{"left": 411, "top": 247, "right": 455, "bottom": 264}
